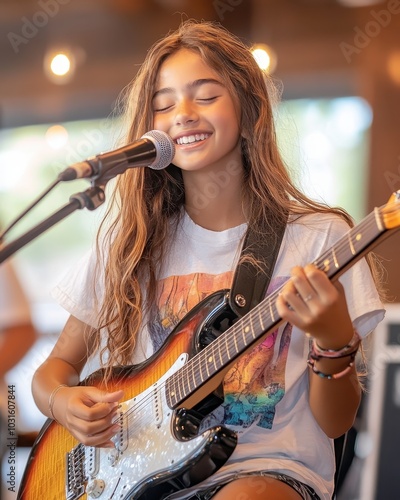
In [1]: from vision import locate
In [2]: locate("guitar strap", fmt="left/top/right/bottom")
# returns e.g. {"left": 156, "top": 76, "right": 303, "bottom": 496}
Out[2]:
{"left": 229, "top": 214, "right": 287, "bottom": 317}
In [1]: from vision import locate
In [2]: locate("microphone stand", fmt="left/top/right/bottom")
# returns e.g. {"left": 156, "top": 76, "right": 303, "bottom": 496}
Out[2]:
{"left": 0, "top": 185, "right": 105, "bottom": 265}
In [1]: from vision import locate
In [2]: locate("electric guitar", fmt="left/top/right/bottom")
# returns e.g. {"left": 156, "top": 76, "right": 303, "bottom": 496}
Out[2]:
{"left": 18, "top": 191, "right": 400, "bottom": 500}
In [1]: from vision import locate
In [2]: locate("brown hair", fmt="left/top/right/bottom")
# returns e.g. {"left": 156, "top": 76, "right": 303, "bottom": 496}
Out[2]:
{"left": 90, "top": 20, "right": 380, "bottom": 379}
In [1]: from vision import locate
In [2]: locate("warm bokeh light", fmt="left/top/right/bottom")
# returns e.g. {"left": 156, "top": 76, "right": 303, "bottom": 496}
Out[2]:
{"left": 44, "top": 48, "right": 76, "bottom": 84}
{"left": 45, "top": 125, "right": 69, "bottom": 150}
{"left": 50, "top": 53, "right": 71, "bottom": 76}
{"left": 251, "top": 44, "right": 277, "bottom": 74}
{"left": 387, "top": 51, "right": 400, "bottom": 86}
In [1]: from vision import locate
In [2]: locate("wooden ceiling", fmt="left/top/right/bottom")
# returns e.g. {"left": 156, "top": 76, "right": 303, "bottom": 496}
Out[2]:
{"left": 1, "top": 0, "right": 398, "bottom": 128}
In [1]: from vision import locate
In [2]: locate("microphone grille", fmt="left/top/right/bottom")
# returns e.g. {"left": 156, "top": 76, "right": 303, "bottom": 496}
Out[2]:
{"left": 141, "top": 130, "right": 175, "bottom": 170}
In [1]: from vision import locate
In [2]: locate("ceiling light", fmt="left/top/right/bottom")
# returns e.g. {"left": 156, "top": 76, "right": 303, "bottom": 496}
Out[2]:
{"left": 43, "top": 48, "right": 76, "bottom": 84}
{"left": 251, "top": 44, "right": 277, "bottom": 74}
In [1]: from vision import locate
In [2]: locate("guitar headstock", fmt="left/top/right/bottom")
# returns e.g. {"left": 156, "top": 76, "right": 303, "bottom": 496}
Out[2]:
{"left": 381, "top": 190, "right": 400, "bottom": 229}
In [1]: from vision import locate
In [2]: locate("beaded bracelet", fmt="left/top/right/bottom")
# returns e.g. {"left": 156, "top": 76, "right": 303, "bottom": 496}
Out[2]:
{"left": 307, "top": 351, "right": 357, "bottom": 379}
{"left": 310, "top": 330, "right": 361, "bottom": 361}
{"left": 48, "top": 384, "right": 68, "bottom": 422}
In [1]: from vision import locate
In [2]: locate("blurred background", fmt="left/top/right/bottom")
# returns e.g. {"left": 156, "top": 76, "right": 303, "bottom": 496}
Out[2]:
{"left": 0, "top": 0, "right": 400, "bottom": 498}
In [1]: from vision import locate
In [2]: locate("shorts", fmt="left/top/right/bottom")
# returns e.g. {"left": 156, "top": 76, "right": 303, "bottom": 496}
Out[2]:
{"left": 185, "top": 471, "right": 321, "bottom": 500}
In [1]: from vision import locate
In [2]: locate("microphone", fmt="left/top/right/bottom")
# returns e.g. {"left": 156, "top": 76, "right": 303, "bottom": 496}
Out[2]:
{"left": 58, "top": 130, "right": 175, "bottom": 183}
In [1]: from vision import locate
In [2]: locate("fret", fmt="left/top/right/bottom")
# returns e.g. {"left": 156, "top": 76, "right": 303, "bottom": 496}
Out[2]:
{"left": 268, "top": 298, "right": 275, "bottom": 323}
{"left": 198, "top": 359, "right": 205, "bottom": 383}
{"left": 224, "top": 330, "right": 231, "bottom": 361}
{"left": 332, "top": 246, "right": 339, "bottom": 269}
{"left": 217, "top": 338, "right": 224, "bottom": 368}
{"left": 233, "top": 326, "right": 239, "bottom": 354}
{"left": 176, "top": 377, "right": 184, "bottom": 403}
{"left": 321, "top": 258, "right": 331, "bottom": 273}
{"left": 204, "top": 352, "right": 211, "bottom": 378}
{"left": 182, "top": 373, "right": 189, "bottom": 397}
{"left": 190, "top": 357, "right": 196, "bottom": 393}
{"left": 240, "top": 321, "right": 247, "bottom": 347}
{"left": 208, "top": 352, "right": 217, "bottom": 372}
{"left": 243, "top": 324, "right": 252, "bottom": 343}
{"left": 168, "top": 379, "right": 177, "bottom": 405}
{"left": 348, "top": 231, "right": 356, "bottom": 255}
{"left": 246, "top": 313, "right": 255, "bottom": 344}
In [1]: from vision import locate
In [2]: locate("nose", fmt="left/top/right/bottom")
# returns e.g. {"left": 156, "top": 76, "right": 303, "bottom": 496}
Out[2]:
{"left": 175, "top": 99, "right": 198, "bottom": 126}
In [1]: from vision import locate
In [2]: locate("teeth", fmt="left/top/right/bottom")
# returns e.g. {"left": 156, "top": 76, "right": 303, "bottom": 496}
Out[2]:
{"left": 176, "top": 133, "right": 209, "bottom": 145}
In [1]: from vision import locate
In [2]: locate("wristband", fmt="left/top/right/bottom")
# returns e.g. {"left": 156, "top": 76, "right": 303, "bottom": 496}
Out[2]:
{"left": 307, "top": 351, "right": 357, "bottom": 379}
{"left": 310, "top": 330, "right": 361, "bottom": 361}
{"left": 48, "top": 384, "right": 68, "bottom": 422}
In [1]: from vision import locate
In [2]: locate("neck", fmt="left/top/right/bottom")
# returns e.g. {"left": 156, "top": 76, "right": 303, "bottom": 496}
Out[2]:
{"left": 183, "top": 169, "right": 246, "bottom": 231}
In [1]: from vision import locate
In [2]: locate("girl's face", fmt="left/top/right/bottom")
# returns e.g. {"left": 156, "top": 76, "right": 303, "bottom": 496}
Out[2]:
{"left": 152, "top": 48, "right": 242, "bottom": 174}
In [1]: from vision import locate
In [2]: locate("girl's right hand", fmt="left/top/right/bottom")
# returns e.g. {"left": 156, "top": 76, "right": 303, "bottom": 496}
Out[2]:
{"left": 51, "top": 385, "right": 124, "bottom": 448}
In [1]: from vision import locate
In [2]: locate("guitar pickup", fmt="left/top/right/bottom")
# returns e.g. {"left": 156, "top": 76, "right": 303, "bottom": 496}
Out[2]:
{"left": 85, "top": 446, "right": 100, "bottom": 477}
{"left": 153, "top": 382, "right": 163, "bottom": 427}
{"left": 113, "top": 404, "right": 129, "bottom": 453}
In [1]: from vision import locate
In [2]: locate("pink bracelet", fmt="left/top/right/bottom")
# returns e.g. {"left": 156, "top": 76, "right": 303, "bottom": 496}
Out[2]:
{"left": 310, "top": 330, "right": 361, "bottom": 361}
{"left": 307, "top": 351, "right": 357, "bottom": 379}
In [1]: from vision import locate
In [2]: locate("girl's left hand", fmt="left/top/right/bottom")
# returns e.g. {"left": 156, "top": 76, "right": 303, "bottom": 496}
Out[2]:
{"left": 275, "top": 264, "right": 354, "bottom": 349}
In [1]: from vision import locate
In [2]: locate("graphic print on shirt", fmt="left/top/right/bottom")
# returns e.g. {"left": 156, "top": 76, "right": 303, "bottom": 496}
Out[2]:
{"left": 148, "top": 271, "right": 234, "bottom": 352}
{"left": 148, "top": 273, "right": 292, "bottom": 430}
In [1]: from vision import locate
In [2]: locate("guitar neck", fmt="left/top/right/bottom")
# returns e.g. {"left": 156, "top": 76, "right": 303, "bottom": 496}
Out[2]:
{"left": 166, "top": 207, "right": 390, "bottom": 409}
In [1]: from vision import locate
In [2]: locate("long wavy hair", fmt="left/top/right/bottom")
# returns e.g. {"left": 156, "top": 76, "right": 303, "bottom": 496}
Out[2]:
{"left": 90, "top": 20, "right": 382, "bottom": 380}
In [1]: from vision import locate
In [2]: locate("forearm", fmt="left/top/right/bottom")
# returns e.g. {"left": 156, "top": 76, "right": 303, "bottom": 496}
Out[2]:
{"left": 309, "top": 356, "right": 361, "bottom": 438}
{"left": 31, "top": 357, "right": 81, "bottom": 419}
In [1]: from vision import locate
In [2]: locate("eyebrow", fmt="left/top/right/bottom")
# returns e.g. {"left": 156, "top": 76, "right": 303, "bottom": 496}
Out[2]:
{"left": 153, "top": 78, "right": 224, "bottom": 99}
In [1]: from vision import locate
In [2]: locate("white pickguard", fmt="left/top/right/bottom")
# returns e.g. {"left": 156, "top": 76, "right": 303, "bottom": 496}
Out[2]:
{"left": 76, "top": 354, "right": 214, "bottom": 499}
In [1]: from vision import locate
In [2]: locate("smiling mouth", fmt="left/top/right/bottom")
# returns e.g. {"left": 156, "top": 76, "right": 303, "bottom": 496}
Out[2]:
{"left": 176, "top": 133, "right": 210, "bottom": 145}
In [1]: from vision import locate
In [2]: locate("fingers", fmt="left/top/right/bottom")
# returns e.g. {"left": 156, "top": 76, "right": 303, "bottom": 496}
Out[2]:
{"left": 276, "top": 264, "right": 348, "bottom": 335}
{"left": 279, "top": 264, "right": 339, "bottom": 309}
{"left": 79, "top": 388, "right": 124, "bottom": 420}
{"left": 57, "top": 386, "right": 125, "bottom": 447}
{"left": 74, "top": 420, "right": 121, "bottom": 448}
{"left": 276, "top": 265, "right": 318, "bottom": 318}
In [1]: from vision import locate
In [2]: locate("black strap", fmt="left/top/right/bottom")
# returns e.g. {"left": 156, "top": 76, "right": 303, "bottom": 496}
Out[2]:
{"left": 229, "top": 217, "right": 287, "bottom": 317}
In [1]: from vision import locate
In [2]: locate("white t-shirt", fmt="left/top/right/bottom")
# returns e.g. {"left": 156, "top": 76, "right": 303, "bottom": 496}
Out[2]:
{"left": 52, "top": 211, "right": 385, "bottom": 499}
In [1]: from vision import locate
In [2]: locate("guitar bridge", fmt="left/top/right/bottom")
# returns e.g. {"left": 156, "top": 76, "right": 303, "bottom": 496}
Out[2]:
{"left": 65, "top": 444, "right": 86, "bottom": 500}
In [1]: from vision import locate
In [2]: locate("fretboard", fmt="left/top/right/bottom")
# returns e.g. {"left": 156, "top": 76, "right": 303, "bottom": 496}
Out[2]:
{"left": 166, "top": 209, "right": 385, "bottom": 409}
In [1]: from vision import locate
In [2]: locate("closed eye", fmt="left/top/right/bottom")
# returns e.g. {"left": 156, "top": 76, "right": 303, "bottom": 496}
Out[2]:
{"left": 153, "top": 105, "right": 173, "bottom": 113}
{"left": 197, "top": 96, "right": 219, "bottom": 102}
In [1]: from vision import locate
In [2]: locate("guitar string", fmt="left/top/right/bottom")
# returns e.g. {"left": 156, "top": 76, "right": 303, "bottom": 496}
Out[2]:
{"left": 167, "top": 211, "right": 382, "bottom": 403}
{"left": 70, "top": 211, "right": 383, "bottom": 470}
{"left": 70, "top": 211, "right": 384, "bottom": 473}
{"left": 69, "top": 211, "right": 384, "bottom": 472}
{"left": 133, "top": 210, "right": 384, "bottom": 413}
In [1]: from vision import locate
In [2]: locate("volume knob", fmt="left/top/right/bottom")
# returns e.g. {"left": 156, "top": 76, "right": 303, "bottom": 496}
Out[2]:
{"left": 86, "top": 478, "right": 105, "bottom": 498}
